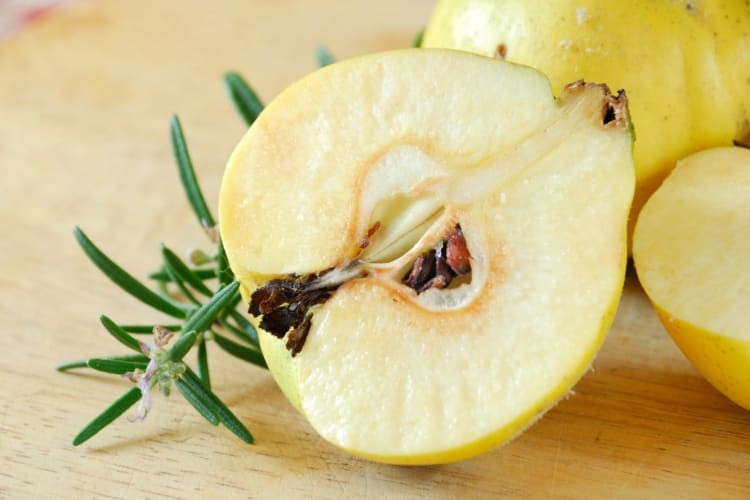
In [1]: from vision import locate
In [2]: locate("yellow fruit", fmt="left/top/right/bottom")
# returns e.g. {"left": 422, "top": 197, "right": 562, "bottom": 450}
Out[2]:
{"left": 634, "top": 146, "right": 750, "bottom": 410}
{"left": 423, "top": 0, "right": 750, "bottom": 242}
{"left": 220, "top": 49, "right": 635, "bottom": 464}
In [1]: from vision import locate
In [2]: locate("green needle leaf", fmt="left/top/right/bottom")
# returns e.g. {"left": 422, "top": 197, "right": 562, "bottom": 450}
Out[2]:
{"left": 73, "top": 227, "right": 188, "bottom": 319}
{"left": 58, "top": 354, "right": 150, "bottom": 372}
{"left": 219, "top": 318, "right": 254, "bottom": 345}
{"left": 72, "top": 387, "right": 142, "bottom": 446}
{"left": 161, "top": 245, "right": 214, "bottom": 297}
{"left": 175, "top": 377, "right": 219, "bottom": 425}
{"left": 100, "top": 315, "right": 142, "bottom": 353}
{"left": 162, "top": 254, "right": 201, "bottom": 306}
{"left": 197, "top": 341, "right": 210, "bottom": 390}
{"left": 169, "top": 330, "right": 198, "bottom": 362}
{"left": 106, "top": 353, "right": 150, "bottom": 362}
{"left": 181, "top": 282, "right": 240, "bottom": 336}
{"left": 87, "top": 358, "right": 149, "bottom": 375}
{"left": 149, "top": 268, "right": 216, "bottom": 282}
{"left": 316, "top": 45, "right": 335, "bottom": 67}
{"left": 121, "top": 324, "right": 181, "bottom": 334}
{"left": 215, "top": 237, "right": 234, "bottom": 286}
{"left": 227, "top": 309, "right": 259, "bottom": 347}
{"left": 223, "top": 72, "right": 264, "bottom": 127}
{"left": 56, "top": 360, "right": 89, "bottom": 371}
{"left": 181, "top": 368, "right": 254, "bottom": 444}
{"left": 170, "top": 114, "right": 216, "bottom": 230}
{"left": 214, "top": 333, "right": 267, "bottom": 369}
{"left": 412, "top": 29, "right": 424, "bottom": 48}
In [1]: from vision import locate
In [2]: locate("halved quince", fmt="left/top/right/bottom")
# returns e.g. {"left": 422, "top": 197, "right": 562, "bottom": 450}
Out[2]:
{"left": 219, "top": 49, "right": 635, "bottom": 464}
{"left": 634, "top": 146, "right": 750, "bottom": 410}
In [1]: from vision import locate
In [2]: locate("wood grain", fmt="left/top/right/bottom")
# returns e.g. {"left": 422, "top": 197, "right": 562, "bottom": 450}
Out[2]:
{"left": 1, "top": 1, "right": 749, "bottom": 497}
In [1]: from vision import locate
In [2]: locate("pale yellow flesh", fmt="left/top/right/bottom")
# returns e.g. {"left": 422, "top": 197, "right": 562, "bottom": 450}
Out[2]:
{"left": 634, "top": 147, "right": 750, "bottom": 410}
{"left": 220, "top": 50, "right": 634, "bottom": 464}
{"left": 422, "top": 0, "right": 750, "bottom": 242}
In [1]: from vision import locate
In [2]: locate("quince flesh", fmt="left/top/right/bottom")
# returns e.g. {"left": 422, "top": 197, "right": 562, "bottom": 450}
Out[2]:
{"left": 634, "top": 146, "right": 750, "bottom": 410}
{"left": 219, "top": 49, "right": 635, "bottom": 464}
{"left": 422, "top": 0, "right": 750, "bottom": 242}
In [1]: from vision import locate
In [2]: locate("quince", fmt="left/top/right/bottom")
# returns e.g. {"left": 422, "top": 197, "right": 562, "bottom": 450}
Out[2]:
{"left": 219, "top": 50, "right": 634, "bottom": 463}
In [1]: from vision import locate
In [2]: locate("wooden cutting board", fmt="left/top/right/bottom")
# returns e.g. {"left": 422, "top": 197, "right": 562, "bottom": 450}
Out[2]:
{"left": 2, "top": 1, "right": 749, "bottom": 497}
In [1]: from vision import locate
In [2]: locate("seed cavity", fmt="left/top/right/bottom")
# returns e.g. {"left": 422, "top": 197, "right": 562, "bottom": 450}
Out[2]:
{"left": 402, "top": 224, "right": 472, "bottom": 293}
{"left": 250, "top": 224, "right": 472, "bottom": 355}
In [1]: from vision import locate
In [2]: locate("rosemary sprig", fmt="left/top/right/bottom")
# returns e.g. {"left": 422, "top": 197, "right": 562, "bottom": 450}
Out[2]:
{"left": 61, "top": 70, "right": 269, "bottom": 447}
{"left": 62, "top": 48, "right": 339, "bottom": 448}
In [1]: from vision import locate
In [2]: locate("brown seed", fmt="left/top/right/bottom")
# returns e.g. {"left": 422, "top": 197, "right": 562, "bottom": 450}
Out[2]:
{"left": 446, "top": 226, "right": 471, "bottom": 275}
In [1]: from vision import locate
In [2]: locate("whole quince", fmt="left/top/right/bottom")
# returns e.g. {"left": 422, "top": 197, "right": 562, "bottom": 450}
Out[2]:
{"left": 423, "top": 0, "right": 750, "bottom": 239}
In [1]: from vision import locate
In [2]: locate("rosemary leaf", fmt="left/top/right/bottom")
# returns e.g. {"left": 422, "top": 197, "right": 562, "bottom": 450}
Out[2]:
{"left": 169, "top": 330, "right": 198, "bottom": 362}
{"left": 197, "top": 341, "right": 210, "bottom": 389}
{"left": 57, "top": 353, "right": 150, "bottom": 372}
{"left": 316, "top": 45, "right": 335, "bottom": 67}
{"left": 181, "top": 282, "right": 240, "bottom": 335}
{"left": 87, "top": 358, "right": 149, "bottom": 375}
{"left": 121, "top": 324, "right": 181, "bottom": 334}
{"left": 162, "top": 253, "right": 201, "bottom": 306}
{"left": 219, "top": 318, "right": 254, "bottom": 345}
{"left": 100, "top": 315, "right": 142, "bottom": 353}
{"left": 181, "top": 368, "right": 254, "bottom": 444}
{"left": 55, "top": 354, "right": 149, "bottom": 372}
{"left": 56, "top": 360, "right": 89, "bottom": 371}
{"left": 149, "top": 268, "right": 216, "bottom": 282}
{"left": 170, "top": 114, "right": 216, "bottom": 230}
{"left": 214, "top": 332, "right": 267, "bottom": 369}
{"left": 215, "top": 237, "right": 234, "bottom": 286}
{"left": 223, "top": 72, "right": 264, "bottom": 127}
{"left": 227, "top": 309, "right": 259, "bottom": 347}
{"left": 73, "top": 227, "right": 188, "bottom": 319}
{"left": 161, "top": 245, "right": 214, "bottom": 297}
{"left": 72, "top": 387, "right": 142, "bottom": 446}
{"left": 412, "top": 29, "right": 424, "bottom": 48}
{"left": 175, "top": 377, "right": 219, "bottom": 425}
{"left": 106, "top": 353, "right": 151, "bottom": 363}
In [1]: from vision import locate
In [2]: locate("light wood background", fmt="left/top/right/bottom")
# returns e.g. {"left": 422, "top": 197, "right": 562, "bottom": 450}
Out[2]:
{"left": 2, "top": 1, "right": 749, "bottom": 497}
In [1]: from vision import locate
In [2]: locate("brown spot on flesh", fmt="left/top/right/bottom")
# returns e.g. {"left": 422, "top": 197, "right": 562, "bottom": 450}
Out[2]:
{"left": 494, "top": 43, "right": 507, "bottom": 59}
{"left": 359, "top": 221, "right": 381, "bottom": 249}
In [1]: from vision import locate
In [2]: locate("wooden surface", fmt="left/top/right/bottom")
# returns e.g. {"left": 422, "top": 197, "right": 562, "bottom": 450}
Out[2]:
{"left": 2, "top": 1, "right": 749, "bottom": 497}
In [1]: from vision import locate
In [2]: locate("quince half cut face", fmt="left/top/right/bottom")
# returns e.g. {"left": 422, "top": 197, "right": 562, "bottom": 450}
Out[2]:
{"left": 219, "top": 49, "right": 635, "bottom": 464}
